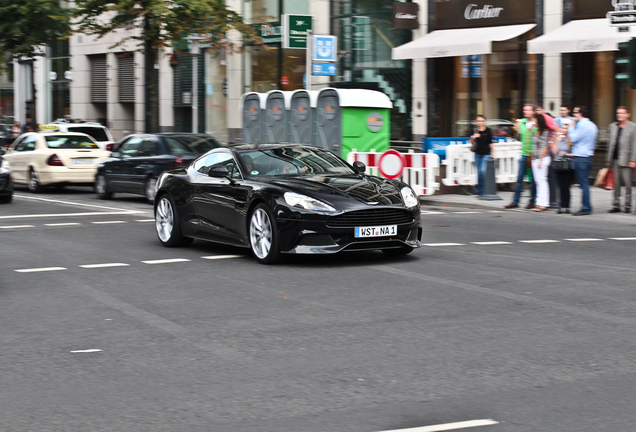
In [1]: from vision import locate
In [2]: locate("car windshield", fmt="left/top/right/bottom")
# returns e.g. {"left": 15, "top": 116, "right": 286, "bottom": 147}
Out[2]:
{"left": 164, "top": 136, "right": 220, "bottom": 155}
{"left": 237, "top": 147, "right": 356, "bottom": 177}
{"left": 67, "top": 127, "right": 110, "bottom": 142}
{"left": 45, "top": 135, "right": 99, "bottom": 149}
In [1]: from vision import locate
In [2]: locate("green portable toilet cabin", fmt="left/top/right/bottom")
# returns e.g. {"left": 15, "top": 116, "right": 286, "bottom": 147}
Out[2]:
{"left": 314, "top": 88, "right": 392, "bottom": 159}
{"left": 264, "top": 90, "right": 293, "bottom": 143}
{"left": 241, "top": 92, "right": 267, "bottom": 143}
{"left": 289, "top": 90, "right": 318, "bottom": 145}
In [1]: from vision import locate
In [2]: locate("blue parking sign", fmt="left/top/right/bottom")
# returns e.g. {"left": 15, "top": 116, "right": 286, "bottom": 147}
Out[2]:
{"left": 313, "top": 35, "right": 337, "bottom": 61}
{"left": 312, "top": 63, "right": 337, "bottom": 76}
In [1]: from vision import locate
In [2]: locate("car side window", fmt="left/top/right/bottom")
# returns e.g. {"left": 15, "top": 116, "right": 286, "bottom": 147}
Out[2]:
{"left": 12, "top": 138, "right": 26, "bottom": 152}
{"left": 23, "top": 136, "right": 36, "bottom": 151}
{"left": 194, "top": 153, "right": 235, "bottom": 176}
{"left": 120, "top": 137, "right": 143, "bottom": 157}
{"left": 138, "top": 139, "right": 158, "bottom": 157}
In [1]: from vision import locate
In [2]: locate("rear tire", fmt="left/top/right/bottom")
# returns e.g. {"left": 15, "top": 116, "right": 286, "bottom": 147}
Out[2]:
{"left": 155, "top": 194, "right": 193, "bottom": 247}
{"left": 95, "top": 173, "right": 113, "bottom": 200}
{"left": 382, "top": 247, "right": 414, "bottom": 256}
{"left": 27, "top": 169, "right": 43, "bottom": 193}
{"left": 249, "top": 204, "right": 281, "bottom": 264}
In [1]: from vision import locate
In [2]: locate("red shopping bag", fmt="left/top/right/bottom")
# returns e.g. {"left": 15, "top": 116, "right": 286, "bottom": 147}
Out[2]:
{"left": 604, "top": 170, "right": 615, "bottom": 190}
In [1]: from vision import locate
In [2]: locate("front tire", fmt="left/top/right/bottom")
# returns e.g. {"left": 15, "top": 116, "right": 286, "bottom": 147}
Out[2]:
{"left": 95, "top": 173, "right": 113, "bottom": 199}
{"left": 249, "top": 204, "right": 281, "bottom": 264}
{"left": 155, "top": 194, "right": 193, "bottom": 247}
{"left": 28, "top": 169, "right": 43, "bottom": 193}
{"left": 382, "top": 246, "right": 414, "bottom": 256}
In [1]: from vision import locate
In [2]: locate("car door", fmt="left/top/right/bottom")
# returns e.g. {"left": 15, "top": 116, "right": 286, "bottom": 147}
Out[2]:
{"left": 4, "top": 137, "right": 27, "bottom": 182}
{"left": 191, "top": 152, "right": 240, "bottom": 241}
{"left": 112, "top": 136, "right": 144, "bottom": 192}
{"left": 128, "top": 137, "right": 160, "bottom": 191}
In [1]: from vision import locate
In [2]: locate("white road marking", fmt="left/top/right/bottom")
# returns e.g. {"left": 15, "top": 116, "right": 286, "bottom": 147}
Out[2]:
{"left": 136, "top": 219, "right": 155, "bottom": 222}
{"left": 471, "top": 241, "right": 513, "bottom": 245}
{"left": 378, "top": 418, "right": 499, "bottom": 432}
{"left": 423, "top": 243, "right": 465, "bottom": 247}
{"left": 488, "top": 210, "right": 504, "bottom": 213}
{"left": 79, "top": 263, "right": 131, "bottom": 269}
{"left": 519, "top": 239, "right": 560, "bottom": 244}
{"left": 15, "top": 267, "right": 67, "bottom": 273}
{"left": 44, "top": 222, "right": 82, "bottom": 227}
{"left": 141, "top": 258, "right": 191, "bottom": 265}
{"left": 0, "top": 225, "right": 35, "bottom": 229}
{"left": 201, "top": 255, "right": 244, "bottom": 260}
{"left": 0, "top": 211, "right": 143, "bottom": 220}
{"left": 609, "top": 237, "right": 636, "bottom": 241}
{"left": 452, "top": 211, "right": 481, "bottom": 214}
{"left": 421, "top": 211, "right": 446, "bottom": 215}
{"left": 13, "top": 194, "right": 145, "bottom": 212}
{"left": 564, "top": 238, "right": 605, "bottom": 242}
{"left": 91, "top": 221, "right": 127, "bottom": 224}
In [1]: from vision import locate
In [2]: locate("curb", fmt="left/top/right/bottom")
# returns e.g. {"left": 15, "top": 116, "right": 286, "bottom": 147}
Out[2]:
{"left": 419, "top": 198, "right": 507, "bottom": 211}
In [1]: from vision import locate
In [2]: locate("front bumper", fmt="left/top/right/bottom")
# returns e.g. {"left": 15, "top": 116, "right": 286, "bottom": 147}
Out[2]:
{"left": 276, "top": 207, "right": 422, "bottom": 254}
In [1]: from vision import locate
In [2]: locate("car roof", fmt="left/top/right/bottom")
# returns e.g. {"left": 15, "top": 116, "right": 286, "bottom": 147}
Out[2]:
{"left": 229, "top": 143, "right": 309, "bottom": 151}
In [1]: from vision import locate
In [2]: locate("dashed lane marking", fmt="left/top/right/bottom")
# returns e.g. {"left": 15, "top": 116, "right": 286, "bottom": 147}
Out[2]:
{"left": 609, "top": 237, "right": 636, "bottom": 241}
{"left": 0, "top": 225, "right": 35, "bottom": 229}
{"left": 564, "top": 238, "right": 605, "bottom": 242}
{"left": 421, "top": 211, "right": 447, "bottom": 215}
{"left": 452, "top": 211, "right": 482, "bottom": 214}
{"left": 378, "top": 418, "right": 499, "bottom": 432}
{"left": 0, "top": 211, "right": 143, "bottom": 220}
{"left": 91, "top": 221, "right": 127, "bottom": 224}
{"left": 423, "top": 243, "right": 465, "bottom": 247}
{"left": 136, "top": 219, "right": 155, "bottom": 222}
{"left": 202, "top": 255, "right": 245, "bottom": 260}
{"left": 471, "top": 241, "right": 513, "bottom": 245}
{"left": 141, "top": 258, "right": 191, "bottom": 265}
{"left": 13, "top": 194, "right": 147, "bottom": 213}
{"left": 79, "top": 263, "right": 131, "bottom": 269}
{"left": 44, "top": 222, "right": 81, "bottom": 227}
{"left": 519, "top": 239, "right": 561, "bottom": 244}
{"left": 15, "top": 267, "right": 67, "bottom": 273}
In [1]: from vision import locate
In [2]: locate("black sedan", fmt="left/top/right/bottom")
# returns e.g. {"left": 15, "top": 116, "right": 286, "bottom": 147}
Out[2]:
{"left": 0, "top": 148, "right": 13, "bottom": 203}
{"left": 154, "top": 144, "right": 422, "bottom": 264}
{"left": 95, "top": 133, "right": 222, "bottom": 202}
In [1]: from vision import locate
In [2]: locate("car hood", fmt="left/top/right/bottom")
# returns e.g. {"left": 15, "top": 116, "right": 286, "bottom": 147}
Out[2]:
{"left": 269, "top": 174, "right": 404, "bottom": 206}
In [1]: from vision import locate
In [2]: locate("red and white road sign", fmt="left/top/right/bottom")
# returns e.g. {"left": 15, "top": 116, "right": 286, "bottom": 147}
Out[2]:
{"left": 378, "top": 150, "right": 406, "bottom": 179}
{"left": 281, "top": 75, "right": 289, "bottom": 87}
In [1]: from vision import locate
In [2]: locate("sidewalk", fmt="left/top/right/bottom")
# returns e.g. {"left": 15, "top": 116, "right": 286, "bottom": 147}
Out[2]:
{"left": 420, "top": 185, "right": 635, "bottom": 219}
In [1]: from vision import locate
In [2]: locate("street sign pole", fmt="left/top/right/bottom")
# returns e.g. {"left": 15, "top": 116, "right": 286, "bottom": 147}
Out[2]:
{"left": 306, "top": 30, "right": 312, "bottom": 89}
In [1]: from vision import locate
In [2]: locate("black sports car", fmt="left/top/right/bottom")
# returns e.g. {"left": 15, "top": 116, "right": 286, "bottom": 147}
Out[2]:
{"left": 154, "top": 144, "right": 422, "bottom": 263}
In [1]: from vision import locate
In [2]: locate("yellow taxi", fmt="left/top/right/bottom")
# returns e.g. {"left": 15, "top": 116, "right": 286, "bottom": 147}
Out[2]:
{"left": 3, "top": 131, "right": 111, "bottom": 192}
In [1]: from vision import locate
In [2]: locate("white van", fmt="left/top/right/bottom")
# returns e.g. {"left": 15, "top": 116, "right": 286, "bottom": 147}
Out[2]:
{"left": 39, "top": 123, "right": 116, "bottom": 150}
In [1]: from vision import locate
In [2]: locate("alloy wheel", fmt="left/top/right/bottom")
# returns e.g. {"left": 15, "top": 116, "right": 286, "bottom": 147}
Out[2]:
{"left": 96, "top": 175, "right": 106, "bottom": 195}
{"left": 250, "top": 208, "right": 273, "bottom": 259}
{"left": 156, "top": 197, "right": 174, "bottom": 243}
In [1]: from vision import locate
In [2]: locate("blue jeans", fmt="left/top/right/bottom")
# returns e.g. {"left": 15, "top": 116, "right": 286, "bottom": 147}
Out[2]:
{"left": 474, "top": 154, "right": 491, "bottom": 196}
{"left": 574, "top": 156, "right": 593, "bottom": 213}
{"left": 513, "top": 155, "right": 536, "bottom": 205}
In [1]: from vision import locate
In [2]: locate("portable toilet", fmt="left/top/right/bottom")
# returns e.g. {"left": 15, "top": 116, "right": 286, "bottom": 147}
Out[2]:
{"left": 241, "top": 92, "right": 267, "bottom": 143}
{"left": 314, "top": 88, "right": 392, "bottom": 159}
{"left": 289, "top": 90, "right": 318, "bottom": 145}
{"left": 264, "top": 90, "right": 292, "bottom": 143}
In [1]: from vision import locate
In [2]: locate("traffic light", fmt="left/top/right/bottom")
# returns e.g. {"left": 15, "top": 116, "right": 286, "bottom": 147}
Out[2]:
{"left": 616, "top": 37, "right": 636, "bottom": 89}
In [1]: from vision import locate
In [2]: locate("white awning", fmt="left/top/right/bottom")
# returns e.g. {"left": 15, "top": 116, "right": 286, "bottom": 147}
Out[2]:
{"left": 392, "top": 24, "right": 536, "bottom": 60}
{"left": 528, "top": 19, "right": 632, "bottom": 54}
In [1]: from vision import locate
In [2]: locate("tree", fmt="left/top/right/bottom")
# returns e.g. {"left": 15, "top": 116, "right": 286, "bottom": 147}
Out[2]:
{"left": 0, "top": 0, "right": 71, "bottom": 123}
{"left": 72, "top": 0, "right": 261, "bottom": 132}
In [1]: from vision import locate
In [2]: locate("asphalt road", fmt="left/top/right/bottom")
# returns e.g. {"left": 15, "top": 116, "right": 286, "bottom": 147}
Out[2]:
{"left": 1, "top": 186, "right": 636, "bottom": 432}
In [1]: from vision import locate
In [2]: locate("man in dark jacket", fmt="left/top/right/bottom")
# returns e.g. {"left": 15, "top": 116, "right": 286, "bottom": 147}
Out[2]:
{"left": 606, "top": 106, "right": 636, "bottom": 213}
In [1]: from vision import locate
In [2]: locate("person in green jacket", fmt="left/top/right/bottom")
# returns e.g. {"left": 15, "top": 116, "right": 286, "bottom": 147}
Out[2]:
{"left": 505, "top": 104, "right": 537, "bottom": 209}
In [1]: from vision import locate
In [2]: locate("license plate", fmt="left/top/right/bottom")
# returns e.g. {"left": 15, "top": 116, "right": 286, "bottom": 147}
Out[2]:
{"left": 354, "top": 225, "right": 397, "bottom": 238}
{"left": 72, "top": 159, "right": 94, "bottom": 165}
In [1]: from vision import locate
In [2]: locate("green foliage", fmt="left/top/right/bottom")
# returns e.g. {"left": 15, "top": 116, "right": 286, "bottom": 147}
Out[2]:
{"left": 72, "top": 0, "right": 261, "bottom": 53}
{"left": 0, "top": 0, "right": 70, "bottom": 57}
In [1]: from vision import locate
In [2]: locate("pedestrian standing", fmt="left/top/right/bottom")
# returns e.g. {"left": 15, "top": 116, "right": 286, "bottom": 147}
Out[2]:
{"left": 564, "top": 106, "right": 598, "bottom": 216}
{"left": 469, "top": 114, "right": 494, "bottom": 198}
{"left": 531, "top": 114, "right": 552, "bottom": 212}
{"left": 552, "top": 108, "right": 575, "bottom": 214}
{"left": 536, "top": 106, "right": 559, "bottom": 208}
{"left": 11, "top": 121, "right": 21, "bottom": 138}
{"left": 505, "top": 104, "right": 537, "bottom": 209}
{"left": 606, "top": 106, "right": 636, "bottom": 214}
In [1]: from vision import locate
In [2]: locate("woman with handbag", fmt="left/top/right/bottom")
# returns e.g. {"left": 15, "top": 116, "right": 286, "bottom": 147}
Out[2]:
{"left": 469, "top": 114, "right": 494, "bottom": 198}
{"left": 531, "top": 114, "right": 552, "bottom": 212}
{"left": 552, "top": 125, "right": 574, "bottom": 214}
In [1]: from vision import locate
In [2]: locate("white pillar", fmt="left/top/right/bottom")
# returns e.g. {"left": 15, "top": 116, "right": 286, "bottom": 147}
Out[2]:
{"left": 310, "top": 0, "right": 331, "bottom": 89}
{"left": 412, "top": 0, "right": 428, "bottom": 141}
{"left": 543, "top": 1, "right": 563, "bottom": 113}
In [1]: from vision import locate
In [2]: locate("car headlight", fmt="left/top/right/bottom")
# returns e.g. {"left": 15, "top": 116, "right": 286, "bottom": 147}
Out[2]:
{"left": 284, "top": 192, "right": 337, "bottom": 212}
{"left": 401, "top": 186, "right": 419, "bottom": 208}
{"left": 0, "top": 160, "right": 11, "bottom": 175}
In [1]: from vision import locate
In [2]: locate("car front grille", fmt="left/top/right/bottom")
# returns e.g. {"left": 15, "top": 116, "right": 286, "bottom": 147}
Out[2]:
{"left": 327, "top": 208, "right": 413, "bottom": 228}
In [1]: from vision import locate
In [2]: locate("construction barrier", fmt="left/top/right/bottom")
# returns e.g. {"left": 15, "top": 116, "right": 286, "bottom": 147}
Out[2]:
{"left": 346, "top": 149, "right": 441, "bottom": 196}
{"left": 442, "top": 140, "right": 522, "bottom": 186}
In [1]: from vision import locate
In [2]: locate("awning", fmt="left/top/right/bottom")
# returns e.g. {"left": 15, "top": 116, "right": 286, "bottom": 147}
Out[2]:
{"left": 392, "top": 24, "right": 536, "bottom": 60}
{"left": 528, "top": 19, "right": 631, "bottom": 54}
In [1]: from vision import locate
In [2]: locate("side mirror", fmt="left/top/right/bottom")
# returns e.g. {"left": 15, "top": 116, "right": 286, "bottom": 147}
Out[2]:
{"left": 352, "top": 160, "right": 366, "bottom": 173}
{"left": 209, "top": 166, "right": 229, "bottom": 178}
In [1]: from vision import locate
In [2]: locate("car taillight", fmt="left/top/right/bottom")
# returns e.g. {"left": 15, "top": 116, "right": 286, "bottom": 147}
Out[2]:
{"left": 105, "top": 143, "right": 116, "bottom": 151}
{"left": 169, "top": 156, "right": 185, "bottom": 170}
{"left": 47, "top": 154, "right": 64, "bottom": 166}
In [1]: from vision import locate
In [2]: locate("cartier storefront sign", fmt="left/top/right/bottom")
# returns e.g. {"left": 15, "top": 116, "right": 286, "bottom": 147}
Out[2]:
{"left": 435, "top": 0, "right": 535, "bottom": 30}
{"left": 392, "top": 2, "right": 419, "bottom": 30}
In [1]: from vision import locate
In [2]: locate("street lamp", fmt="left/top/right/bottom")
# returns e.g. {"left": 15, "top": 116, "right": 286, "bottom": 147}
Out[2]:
{"left": 184, "top": 34, "right": 205, "bottom": 133}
